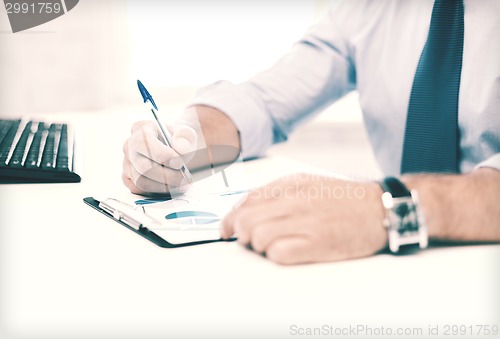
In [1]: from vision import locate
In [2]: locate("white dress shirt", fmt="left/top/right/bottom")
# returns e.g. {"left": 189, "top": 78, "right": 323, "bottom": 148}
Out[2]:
{"left": 191, "top": 0, "right": 500, "bottom": 176}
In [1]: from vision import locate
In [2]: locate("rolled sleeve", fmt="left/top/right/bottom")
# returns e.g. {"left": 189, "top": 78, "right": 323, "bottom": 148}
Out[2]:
{"left": 474, "top": 153, "right": 500, "bottom": 171}
{"left": 189, "top": 2, "right": 360, "bottom": 160}
{"left": 191, "top": 80, "right": 274, "bottom": 160}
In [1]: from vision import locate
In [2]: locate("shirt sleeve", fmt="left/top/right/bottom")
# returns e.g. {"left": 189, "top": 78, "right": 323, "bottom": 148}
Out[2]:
{"left": 474, "top": 153, "right": 500, "bottom": 171}
{"left": 190, "top": 3, "right": 358, "bottom": 159}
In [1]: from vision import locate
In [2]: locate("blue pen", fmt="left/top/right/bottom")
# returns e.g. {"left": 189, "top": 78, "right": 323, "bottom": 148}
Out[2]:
{"left": 137, "top": 80, "right": 193, "bottom": 184}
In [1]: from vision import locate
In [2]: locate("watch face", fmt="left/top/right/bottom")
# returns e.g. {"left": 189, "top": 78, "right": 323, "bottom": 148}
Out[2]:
{"left": 382, "top": 188, "right": 428, "bottom": 253}
{"left": 397, "top": 202, "right": 419, "bottom": 234}
{"left": 387, "top": 196, "right": 419, "bottom": 234}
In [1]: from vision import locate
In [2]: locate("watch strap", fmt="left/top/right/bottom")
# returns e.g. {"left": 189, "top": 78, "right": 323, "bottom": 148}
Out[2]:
{"left": 379, "top": 177, "right": 410, "bottom": 197}
{"left": 378, "top": 176, "right": 428, "bottom": 254}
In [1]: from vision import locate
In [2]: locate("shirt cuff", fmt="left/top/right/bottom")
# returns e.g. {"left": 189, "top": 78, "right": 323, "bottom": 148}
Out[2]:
{"left": 474, "top": 153, "right": 500, "bottom": 171}
{"left": 190, "top": 80, "right": 274, "bottom": 160}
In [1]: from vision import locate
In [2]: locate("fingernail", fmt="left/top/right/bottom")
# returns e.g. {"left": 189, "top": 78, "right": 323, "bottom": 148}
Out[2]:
{"left": 167, "top": 157, "right": 183, "bottom": 169}
{"left": 220, "top": 228, "right": 227, "bottom": 239}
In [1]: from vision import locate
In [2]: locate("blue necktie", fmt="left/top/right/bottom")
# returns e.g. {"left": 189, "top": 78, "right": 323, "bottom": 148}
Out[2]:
{"left": 401, "top": 0, "right": 464, "bottom": 174}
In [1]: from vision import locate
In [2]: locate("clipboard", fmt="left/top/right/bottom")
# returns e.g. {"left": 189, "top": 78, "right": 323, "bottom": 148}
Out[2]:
{"left": 82, "top": 157, "right": 324, "bottom": 248}
{"left": 82, "top": 154, "right": 251, "bottom": 248}
{"left": 83, "top": 196, "right": 237, "bottom": 248}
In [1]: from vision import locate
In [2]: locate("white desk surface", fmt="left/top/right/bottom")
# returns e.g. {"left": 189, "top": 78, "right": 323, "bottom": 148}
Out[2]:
{"left": 1, "top": 110, "right": 499, "bottom": 339}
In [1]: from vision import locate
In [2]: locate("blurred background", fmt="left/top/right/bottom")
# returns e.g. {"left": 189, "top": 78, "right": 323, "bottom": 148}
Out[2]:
{"left": 0, "top": 0, "right": 381, "bottom": 178}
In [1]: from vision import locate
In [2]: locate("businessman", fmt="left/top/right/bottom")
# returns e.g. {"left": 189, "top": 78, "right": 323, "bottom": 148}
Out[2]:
{"left": 122, "top": 0, "right": 500, "bottom": 264}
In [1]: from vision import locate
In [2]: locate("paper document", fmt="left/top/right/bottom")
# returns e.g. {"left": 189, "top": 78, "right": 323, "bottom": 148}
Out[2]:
{"left": 87, "top": 157, "right": 338, "bottom": 246}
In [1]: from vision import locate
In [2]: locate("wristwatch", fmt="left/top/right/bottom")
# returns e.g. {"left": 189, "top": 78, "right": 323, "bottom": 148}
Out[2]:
{"left": 379, "top": 177, "right": 428, "bottom": 253}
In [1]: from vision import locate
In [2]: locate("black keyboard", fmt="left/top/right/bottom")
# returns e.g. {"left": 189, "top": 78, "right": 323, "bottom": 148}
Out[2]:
{"left": 0, "top": 119, "right": 81, "bottom": 183}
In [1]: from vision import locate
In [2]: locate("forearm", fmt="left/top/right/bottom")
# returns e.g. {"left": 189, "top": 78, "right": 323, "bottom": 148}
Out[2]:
{"left": 402, "top": 168, "right": 500, "bottom": 242}
{"left": 181, "top": 105, "right": 241, "bottom": 169}
{"left": 190, "top": 105, "right": 240, "bottom": 150}
{"left": 188, "top": 8, "right": 357, "bottom": 160}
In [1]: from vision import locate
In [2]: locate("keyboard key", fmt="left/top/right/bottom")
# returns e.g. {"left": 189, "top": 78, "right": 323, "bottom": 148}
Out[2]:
{"left": 0, "top": 120, "right": 20, "bottom": 165}
{"left": 56, "top": 124, "right": 69, "bottom": 171}
{"left": 41, "top": 124, "right": 57, "bottom": 169}
{"left": 0, "top": 120, "right": 17, "bottom": 146}
{"left": 25, "top": 125, "right": 44, "bottom": 168}
{"left": 9, "top": 121, "right": 32, "bottom": 167}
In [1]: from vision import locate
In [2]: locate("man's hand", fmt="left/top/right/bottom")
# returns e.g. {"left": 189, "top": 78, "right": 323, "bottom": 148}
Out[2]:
{"left": 221, "top": 168, "right": 500, "bottom": 265}
{"left": 221, "top": 174, "right": 388, "bottom": 265}
{"left": 122, "top": 106, "right": 241, "bottom": 196}
{"left": 122, "top": 120, "right": 197, "bottom": 195}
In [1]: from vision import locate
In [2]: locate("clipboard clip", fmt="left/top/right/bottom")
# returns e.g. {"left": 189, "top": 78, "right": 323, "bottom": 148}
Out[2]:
{"left": 98, "top": 198, "right": 160, "bottom": 231}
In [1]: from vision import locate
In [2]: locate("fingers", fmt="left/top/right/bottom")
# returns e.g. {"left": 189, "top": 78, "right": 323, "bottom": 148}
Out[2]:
{"left": 220, "top": 179, "right": 301, "bottom": 239}
{"left": 221, "top": 198, "right": 288, "bottom": 240}
{"left": 249, "top": 221, "right": 305, "bottom": 254}
{"left": 123, "top": 156, "right": 185, "bottom": 195}
{"left": 131, "top": 167, "right": 185, "bottom": 194}
{"left": 219, "top": 176, "right": 340, "bottom": 265}
{"left": 128, "top": 122, "right": 182, "bottom": 169}
{"left": 221, "top": 201, "right": 315, "bottom": 265}
{"left": 131, "top": 120, "right": 197, "bottom": 154}
{"left": 123, "top": 154, "right": 188, "bottom": 195}
{"left": 266, "top": 236, "right": 314, "bottom": 265}
{"left": 122, "top": 159, "right": 148, "bottom": 195}
{"left": 128, "top": 152, "right": 185, "bottom": 185}
{"left": 170, "top": 124, "right": 198, "bottom": 155}
{"left": 123, "top": 120, "right": 197, "bottom": 195}
{"left": 221, "top": 196, "right": 311, "bottom": 249}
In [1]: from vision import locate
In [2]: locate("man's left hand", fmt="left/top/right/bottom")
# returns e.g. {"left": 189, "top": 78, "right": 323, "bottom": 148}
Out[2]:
{"left": 221, "top": 174, "right": 388, "bottom": 265}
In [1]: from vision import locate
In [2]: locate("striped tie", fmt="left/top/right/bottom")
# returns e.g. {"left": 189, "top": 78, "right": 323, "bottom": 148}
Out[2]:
{"left": 401, "top": 0, "right": 464, "bottom": 174}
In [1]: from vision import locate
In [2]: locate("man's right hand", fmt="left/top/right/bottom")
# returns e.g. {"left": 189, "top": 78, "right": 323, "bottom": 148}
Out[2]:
{"left": 122, "top": 120, "right": 198, "bottom": 195}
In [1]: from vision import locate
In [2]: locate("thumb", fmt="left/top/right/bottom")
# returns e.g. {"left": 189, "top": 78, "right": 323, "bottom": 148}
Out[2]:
{"left": 169, "top": 124, "right": 198, "bottom": 155}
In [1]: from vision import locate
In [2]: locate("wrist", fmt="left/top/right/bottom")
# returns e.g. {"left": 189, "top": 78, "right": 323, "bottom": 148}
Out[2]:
{"left": 402, "top": 168, "right": 500, "bottom": 243}
{"left": 178, "top": 105, "right": 241, "bottom": 168}
{"left": 367, "top": 182, "right": 389, "bottom": 250}
{"left": 400, "top": 174, "right": 452, "bottom": 239}
{"left": 378, "top": 177, "right": 428, "bottom": 252}
{"left": 189, "top": 105, "right": 241, "bottom": 150}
